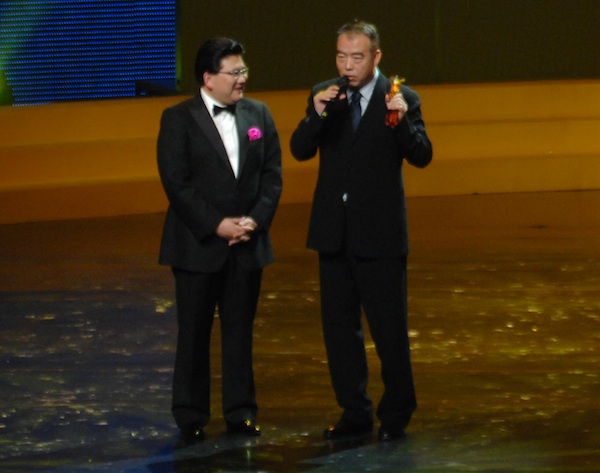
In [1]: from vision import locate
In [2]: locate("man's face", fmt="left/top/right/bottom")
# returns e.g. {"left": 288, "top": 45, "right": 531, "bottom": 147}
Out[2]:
{"left": 336, "top": 33, "right": 381, "bottom": 89}
{"left": 203, "top": 54, "right": 248, "bottom": 104}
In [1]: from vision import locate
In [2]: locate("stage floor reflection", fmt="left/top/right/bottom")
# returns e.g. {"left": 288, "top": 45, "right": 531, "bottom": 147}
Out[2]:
{"left": 1, "top": 191, "right": 599, "bottom": 472}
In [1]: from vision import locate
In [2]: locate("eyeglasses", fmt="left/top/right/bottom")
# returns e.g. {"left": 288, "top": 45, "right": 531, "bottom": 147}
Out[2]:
{"left": 218, "top": 67, "right": 249, "bottom": 79}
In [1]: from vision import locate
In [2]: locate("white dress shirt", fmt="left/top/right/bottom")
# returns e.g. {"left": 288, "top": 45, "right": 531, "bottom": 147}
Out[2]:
{"left": 201, "top": 88, "right": 240, "bottom": 178}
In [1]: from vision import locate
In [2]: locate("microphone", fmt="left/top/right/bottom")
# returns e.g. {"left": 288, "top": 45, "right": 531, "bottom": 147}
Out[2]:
{"left": 322, "top": 76, "right": 350, "bottom": 118}
{"left": 333, "top": 75, "right": 350, "bottom": 99}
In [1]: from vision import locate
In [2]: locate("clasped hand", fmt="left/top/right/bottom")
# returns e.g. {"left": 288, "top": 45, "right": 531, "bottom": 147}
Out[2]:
{"left": 216, "top": 216, "right": 257, "bottom": 246}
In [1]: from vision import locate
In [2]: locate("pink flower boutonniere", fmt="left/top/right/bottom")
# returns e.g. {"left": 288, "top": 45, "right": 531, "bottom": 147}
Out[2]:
{"left": 247, "top": 127, "right": 262, "bottom": 141}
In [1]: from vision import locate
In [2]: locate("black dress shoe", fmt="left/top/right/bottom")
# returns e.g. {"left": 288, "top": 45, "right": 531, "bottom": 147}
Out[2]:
{"left": 180, "top": 422, "right": 205, "bottom": 442}
{"left": 226, "top": 419, "right": 261, "bottom": 436}
{"left": 378, "top": 425, "right": 406, "bottom": 441}
{"left": 323, "top": 422, "right": 373, "bottom": 439}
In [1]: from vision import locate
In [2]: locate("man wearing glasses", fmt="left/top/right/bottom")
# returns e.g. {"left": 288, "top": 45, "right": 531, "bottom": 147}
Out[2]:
{"left": 157, "top": 37, "right": 282, "bottom": 442}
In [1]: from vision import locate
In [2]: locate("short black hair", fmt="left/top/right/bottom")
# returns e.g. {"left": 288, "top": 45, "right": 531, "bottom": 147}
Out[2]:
{"left": 194, "top": 37, "right": 245, "bottom": 85}
{"left": 337, "top": 20, "right": 380, "bottom": 52}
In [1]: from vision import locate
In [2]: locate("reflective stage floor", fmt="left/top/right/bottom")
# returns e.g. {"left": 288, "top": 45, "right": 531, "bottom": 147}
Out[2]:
{"left": 1, "top": 191, "right": 599, "bottom": 472}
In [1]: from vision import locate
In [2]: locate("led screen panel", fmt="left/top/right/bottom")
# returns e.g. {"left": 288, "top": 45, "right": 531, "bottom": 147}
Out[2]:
{"left": 0, "top": 0, "right": 176, "bottom": 106}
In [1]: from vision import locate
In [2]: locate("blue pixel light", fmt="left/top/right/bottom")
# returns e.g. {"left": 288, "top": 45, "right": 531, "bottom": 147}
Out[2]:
{"left": 0, "top": 0, "right": 176, "bottom": 106}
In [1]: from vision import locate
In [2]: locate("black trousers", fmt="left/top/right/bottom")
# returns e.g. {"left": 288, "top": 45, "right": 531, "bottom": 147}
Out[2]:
{"left": 171, "top": 254, "right": 262, "bottom": 429}
{"left": 318, "top": 251, "right": 417, "bottom": 428}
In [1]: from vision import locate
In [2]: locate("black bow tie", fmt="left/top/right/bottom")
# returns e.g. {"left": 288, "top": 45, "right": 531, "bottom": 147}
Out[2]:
{"left": 213, "top": 104, "right": 236, "bottom": 116}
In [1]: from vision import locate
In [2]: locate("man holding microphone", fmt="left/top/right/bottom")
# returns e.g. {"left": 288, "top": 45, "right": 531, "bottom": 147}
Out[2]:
{"left": 291, "top": 20, "right": 432, "bottom": 441}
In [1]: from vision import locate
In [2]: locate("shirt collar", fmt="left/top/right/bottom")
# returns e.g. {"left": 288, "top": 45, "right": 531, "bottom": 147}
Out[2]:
{"left": 200, "top": 88, "right": 229, "bottom": 118}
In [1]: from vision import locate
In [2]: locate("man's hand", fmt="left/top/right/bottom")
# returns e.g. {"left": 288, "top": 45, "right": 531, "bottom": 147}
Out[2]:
{"left": 239, "top": 216, "right": 257, "bottom": 232}
{"left": 216, "top": 216, "right": 257, "bottom": 246}
{"left": 385, "top": 92, "right": 409, "bottom": 121}
{"left": 314, "top": 85, "right": 346, "bottom": 116}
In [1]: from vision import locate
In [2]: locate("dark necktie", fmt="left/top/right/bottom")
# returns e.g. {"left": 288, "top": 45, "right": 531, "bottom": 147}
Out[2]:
{"left": 213, "top": 104, "right": 236, "bottom": 116}
{"left": 350, "top": 91, "right": 362, "bottom": 131}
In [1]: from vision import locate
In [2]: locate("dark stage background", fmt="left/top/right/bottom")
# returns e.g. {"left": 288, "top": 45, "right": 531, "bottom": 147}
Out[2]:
{"left": 2, "top": 1, "right": 599, "bottom": 105}
{"left": 177, "top": 0, "right": 600, "bottom": 93}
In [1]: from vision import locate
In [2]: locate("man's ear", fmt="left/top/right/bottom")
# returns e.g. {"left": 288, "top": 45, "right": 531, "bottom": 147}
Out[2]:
{"left": 203, "top": 72, "right": 213, "bottom": 90}
{"left": 374, "top": 49, "right": 382, "bottom": 68}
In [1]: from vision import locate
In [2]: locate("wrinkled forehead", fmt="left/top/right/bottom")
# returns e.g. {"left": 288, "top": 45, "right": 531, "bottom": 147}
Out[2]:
{"left": 337, "top": 32, "right": 376, "bottom": 54}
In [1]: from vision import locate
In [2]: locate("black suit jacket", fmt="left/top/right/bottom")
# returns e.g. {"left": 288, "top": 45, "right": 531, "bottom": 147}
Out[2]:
{"left": 290, "top": 73, "right": 432, "bottom": 258}
{"left": 158, "top": 94, "right": 282, "bottom": 272}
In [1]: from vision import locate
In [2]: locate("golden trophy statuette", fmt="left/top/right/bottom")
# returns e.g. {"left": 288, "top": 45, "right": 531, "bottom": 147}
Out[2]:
{"left": 385, "top": 75, "right": 406, "bottom": 128}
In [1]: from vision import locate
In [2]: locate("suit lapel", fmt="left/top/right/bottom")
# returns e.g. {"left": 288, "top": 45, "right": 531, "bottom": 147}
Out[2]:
{"left": 188, "top": 95, "right": 232, "bottom": 171}
{"left": 235, "top": 100, "right": 252, "bottom": 180}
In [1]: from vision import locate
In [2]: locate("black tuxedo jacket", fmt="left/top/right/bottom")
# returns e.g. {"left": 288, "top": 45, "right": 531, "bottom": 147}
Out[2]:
{"left": 158, "top": 94, "right": 282, "bottom": 272}
{"left": 290, "top": 74, "right": 432, "bottom": 258}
